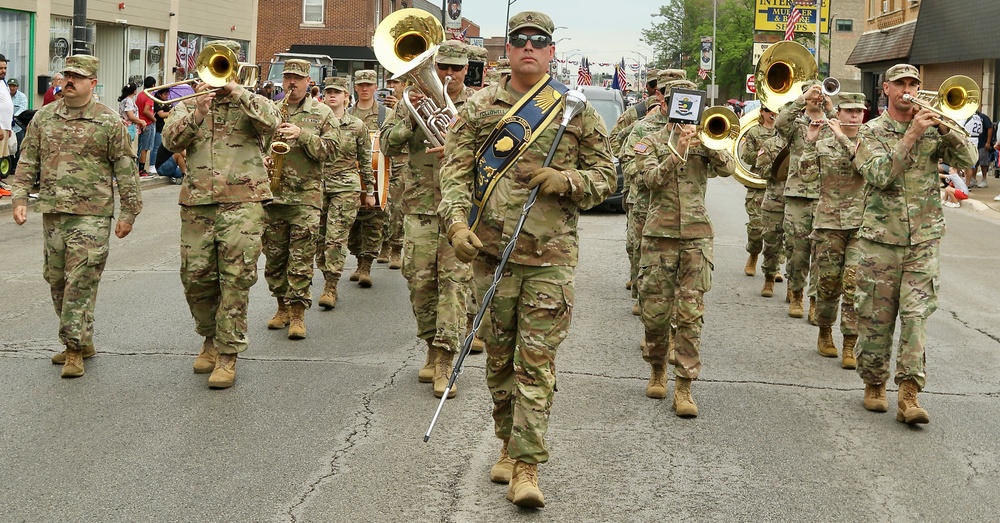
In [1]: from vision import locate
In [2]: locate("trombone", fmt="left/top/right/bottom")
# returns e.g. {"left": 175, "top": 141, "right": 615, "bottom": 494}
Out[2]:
{"left": 144, "top": 44, "right": 259, "bottom": 103}
{"left": 901, "top": 75, "right": 979, "bottom": 137}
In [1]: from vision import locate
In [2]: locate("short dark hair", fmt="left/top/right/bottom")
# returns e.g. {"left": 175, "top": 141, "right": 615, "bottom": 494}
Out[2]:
{"left": 0, "top": 53, "right": 7, "bottom": 63}
{"left": 143, "top": 76, "right": 156, "bottom": 89}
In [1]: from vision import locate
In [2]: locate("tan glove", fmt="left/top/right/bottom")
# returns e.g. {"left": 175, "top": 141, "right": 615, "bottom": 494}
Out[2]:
{"left": 527, "top": 167, "right": 571, "bottom": 196}
{"left": 448, "top": 222, "right": 483, "bottom": 263}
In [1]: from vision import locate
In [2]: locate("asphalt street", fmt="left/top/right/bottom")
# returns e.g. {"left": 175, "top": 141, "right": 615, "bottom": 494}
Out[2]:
{"left": 1, "top": 178, "right": 999, "bottom": 522}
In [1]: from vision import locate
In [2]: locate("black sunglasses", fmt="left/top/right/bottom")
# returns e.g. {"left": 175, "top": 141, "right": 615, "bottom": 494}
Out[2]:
{"left": 436, "top": 63, "right": 465, "bottom": 72}
{"left": 509, "top": 33, "right": 551, "bottom": 49}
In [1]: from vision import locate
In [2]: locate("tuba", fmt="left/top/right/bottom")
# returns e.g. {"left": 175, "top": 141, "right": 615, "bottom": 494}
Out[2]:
{"left": 755, "top": 41, "right": 817, "bottom": 112}
{"left": 902, "top": 75, "right": 979, "bottom": 137}
{"left": 144, "top": 44, "right": 259, "bottom": 103}
{"left": 731, "top": 108, "right": 767, "bottom": 189}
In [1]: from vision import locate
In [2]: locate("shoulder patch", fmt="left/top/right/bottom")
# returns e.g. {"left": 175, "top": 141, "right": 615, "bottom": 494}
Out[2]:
{"left": 634, "top": 143, "right": 650, "bottom": 154}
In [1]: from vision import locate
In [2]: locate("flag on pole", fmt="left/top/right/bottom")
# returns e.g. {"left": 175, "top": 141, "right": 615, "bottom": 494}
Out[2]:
{"left": 612, "top": 59, "right": 628, "bottom": 91}
{"left": 577, "top": 57, "right": 592, "bottom": 86}
{"left": 785, "top": 2, "right": 803, "bottom": 40}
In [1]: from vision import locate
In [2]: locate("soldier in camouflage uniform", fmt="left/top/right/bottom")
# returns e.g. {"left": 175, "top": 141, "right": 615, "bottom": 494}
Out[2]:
{"left": 262, "top": 60, "right": 338, "bottom": 339}
{"left": 739, "top": 107, "right": 778, "bottom": 278}
{"left": 162, "top": 40, "right": 280, "bottom": 389}
{"left": 634, "top": 84, "right": 735, "bottom": 417}
{"left": 376, "top": 73, "right": 405, "bottom": 270}
{"left": 438, "top": 11, "right": 616, "bottom": 508}
{"left": 346, "top": 69, "right": 388, "bottom": 287}
{"left": 757, "top": 128, "right": 788, "bottom": 297}
{"left": 799, "top": 92, "right": 867, "bottom": 367}
{"left": 316, "top": 76, "right": 375, "bottom": 309}
{"left": 10, "top": 55, "right": 142, "bottom": 379}
{"left": 851, "top": 64, "right": 976, "bottom": 424}
{"left": 775, "top": 81, "right": 835, "bottom": 320}
{"left": 382, "top": 40, "right": 476, "bottom": 398}
{"left": 467, "top": 45, "right": 489, "bottom": 90}
{"left": 610, "top": 67, "right": 660, "bottom": 157}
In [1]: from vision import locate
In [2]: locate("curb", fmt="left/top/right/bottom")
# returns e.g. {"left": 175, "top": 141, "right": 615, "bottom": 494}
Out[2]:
{"left": 0, "top": 176, "right": 172, "bottom": 213}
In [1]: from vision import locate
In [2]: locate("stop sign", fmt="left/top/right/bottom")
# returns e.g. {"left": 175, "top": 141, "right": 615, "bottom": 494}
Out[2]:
{"left": 746, "top": 74, "right": 756, "bottom": 94}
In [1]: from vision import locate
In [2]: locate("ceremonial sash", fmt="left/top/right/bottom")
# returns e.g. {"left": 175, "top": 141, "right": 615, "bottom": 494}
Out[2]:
{"left": 468, "top": 74, "right": 568, "bottom": 232}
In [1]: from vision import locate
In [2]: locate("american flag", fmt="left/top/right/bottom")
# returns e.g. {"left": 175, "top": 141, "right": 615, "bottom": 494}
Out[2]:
{"left": 785, "top": 2, "right": 803, "bottom": 40}
{"left": 577, "top": 57, "right": 592, "bottom": 86}
{"left": 612, "top": 59, "right": 628, "bottom": 91}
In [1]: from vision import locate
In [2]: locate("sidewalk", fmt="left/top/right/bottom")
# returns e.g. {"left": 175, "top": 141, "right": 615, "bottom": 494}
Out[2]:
{"left": 961, "top": 170, "right": 1000, "bottom": 215}
{"left": 0, "top": 175, "right": 171, "bottom": 213}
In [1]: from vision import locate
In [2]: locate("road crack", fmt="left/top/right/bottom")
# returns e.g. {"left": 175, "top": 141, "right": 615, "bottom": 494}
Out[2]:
{"left": 946, "top": 309, "right": 1000, "bottom": 344}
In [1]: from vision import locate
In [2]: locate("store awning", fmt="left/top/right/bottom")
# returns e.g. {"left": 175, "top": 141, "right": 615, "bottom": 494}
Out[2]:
{"left": 846, "top": 21, "right": 915, "bottom": 67}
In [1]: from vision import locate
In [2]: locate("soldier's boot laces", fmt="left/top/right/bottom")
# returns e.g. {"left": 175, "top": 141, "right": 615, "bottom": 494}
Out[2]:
{"left": 61, "top": 344, "right": 85, "bottom": 379}
{"left": 267, "top": 297, "right": 289, "bottom": 329}
{"left": 193, "top": 336, "right": 219, "bottom": 374}
{"left": 318, "top": 279, "right": 338, "bottom": 309}
{"left": 761, "top": 275, "right": 775, "bottom": 297}
{"left": 52, "top": 344, "right": 96, "bottom": 365}
{"left": 489, "top": 439, "right": 515, "bottom": 484}
{"left": 785, "top": 288, "right": 792, "bottom": 303}
{"left": 287, "top": 302, "right": 307, "bottom": 340}
{"left": 506, "top": 461, "right": 545, "bottom": 508}
{"left": 863, "top": 382, "right": 888, "bottom": 412}
{"left": 419, "top": 341, "right": 437, "bottom": 383}
{"left": 807, "top": 296, "right": 818, "bottom": 325}
{"left": 744, "top": 253, "right": 758, "bottom": 276}
{"left": 631, "top": 301, "right": 640, "bottom": 316}
{"left": 646, "top": 363, "right": 668, "bottom": 399}
{"left": 388, "top": 247, "right": 402, "bottom": 270}
{"left": 896, "top": 379, "right": 930, "bottom": 425}
{"left": 841, "top": 335, "right": 858, "bottom": 369}
{"left": 788, "top": 290, "right": 805, "bottom": 318}
{"left": 817, "top": 326, "right": 839, "bottom": 358}
{"left": 208, "top": 354, "right": 237, "bottom": 389}
{"left": 376, "top": 244, "right": 390, "bottom": 264}
{"left": 357, "top": 258, "right": 374, "bottom": 288}
{"left": 433, "top": 350, "right": 457, "bottom": 399}
{"left": 673, "top": 377, "right": 698, "bottom": 418}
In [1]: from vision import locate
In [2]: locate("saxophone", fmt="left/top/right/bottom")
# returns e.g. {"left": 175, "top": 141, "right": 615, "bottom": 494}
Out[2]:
{"left": 269, "top": 102, "right": 290, "bottom": 193}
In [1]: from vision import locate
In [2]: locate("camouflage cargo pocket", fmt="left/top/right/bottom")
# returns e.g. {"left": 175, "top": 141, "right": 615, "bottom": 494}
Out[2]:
{"left": 86, "top": 244, "right": 109, "bottom": 267}
{"left": 854, "top": 273, "right": 876, "bottom": 319}
{"left": 694, "top": 242, "right": 714, "bottom": 293}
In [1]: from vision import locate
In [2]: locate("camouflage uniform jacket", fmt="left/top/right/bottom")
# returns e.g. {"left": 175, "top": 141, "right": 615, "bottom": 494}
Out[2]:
{"left": 323, "top": 111, "right": 372, "bottom": 194}
{"left": 11, "top": 97, "right": 142, "bottom": 224}
{"left": 270, "top": 96, "right": 338, "bottom": 209}
{"left": 621, "top": 108, "right": 669, "bottom": 207}
{"left": 163, "top": 88, "right": 280, "bottom": 206}
{"left": 382, "top": 86, "right": 475, "bottom": 215}
{"left": 380, "top": 106, "right": 409, "bottom": 194}
{"left": 758, "top": 132, "right": 788, "bottom": 213}
{"left": 800, "top": 133, "right": 866, "bottom": 230}
{"left": 852, "top": 112, "right": 977, "bottom": 246}
{"left": 739, "top": 124, "right": 778, "bottom": 176}
{"left": 438, "top": 76, "right": 616, "bottom": 267}
{"left": 775, "top": 99, "right": 835, "bottom": 199}
{"left": 636, "top": 126, "right": 734, "bottom": 239}
{"left": 610, "top": 102, "right": 642, "bottom": 157}
{"left": 348, "top": 101, "right": 383, "bottom": 133}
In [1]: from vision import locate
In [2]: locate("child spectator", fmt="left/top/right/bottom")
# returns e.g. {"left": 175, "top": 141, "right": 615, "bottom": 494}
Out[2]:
{"left": 941, "top": 166, "right": 969, "bottom": 208}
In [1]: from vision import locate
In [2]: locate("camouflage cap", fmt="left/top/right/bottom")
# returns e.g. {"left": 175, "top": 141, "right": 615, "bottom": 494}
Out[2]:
{"left": 323, "top": 76, "right": 350, "bottom": 93}
{"left": 837, "top": 92, "right": 867, "bottom": 110}
{"left": 885, "top": 63, "right": 920, "bottom": 82}
{"left": 283, "top": 59, "right": 310, "bottom": 78}
{"left": 497, "top": 57, "right": 511, "bottom": 74}
{"left": 646, "top": 68, "right": 660, "bottom": 86}
{"left": 205, "top": 39, "right": 242, "bottom": 55}
{"left": 485, "top": 69, "right": 502, "bottom": 85}
{"left": 801, "top": 79, "right": 821, "bottom": 92}
{"left": 353, "top": 69, "right": 377, "bottom": 85}
{"left": 508, "top": 11, "right": 555, "bottom": 36}
{"left": 62, "top": 54, "right": 99, "bottom": 77}
{"left": 436, "top": 40, "right": 469, "bottom": 66}
{"left": 663, "top": 79, "right": 697, "bottom": 93}
{"left": 656, "top": 69, "right": 686, "bottom": 86}
{"left": 467, "top": 45, "right": 489, "bottom": 62}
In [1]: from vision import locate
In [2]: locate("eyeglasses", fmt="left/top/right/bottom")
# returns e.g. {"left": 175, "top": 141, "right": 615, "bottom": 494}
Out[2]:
{"left": 436, "top": 63, "right": 465, "bottom": 72}
{"left": 509, "top": 33, "right": 551, "bottom": 49}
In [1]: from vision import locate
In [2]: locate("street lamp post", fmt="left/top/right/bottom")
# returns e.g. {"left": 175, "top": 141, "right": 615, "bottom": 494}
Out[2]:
{"left": 631, "top": 50, "right": 647, "bottom": 92}
{"left": 502, "top": 0, "right": 518, "bottom": 58}
{"left": 827, "top": 13, "right": 838, "bottom": 79}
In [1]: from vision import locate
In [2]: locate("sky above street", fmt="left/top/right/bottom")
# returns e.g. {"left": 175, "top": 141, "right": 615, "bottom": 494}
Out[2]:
{"left": 459, "top": 0, "right": 666, "bottom": 71}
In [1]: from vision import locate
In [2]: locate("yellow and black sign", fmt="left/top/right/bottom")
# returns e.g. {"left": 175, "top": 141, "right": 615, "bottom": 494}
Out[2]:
{"left": 754, "top": 0, "right": 830, "bottom": 34}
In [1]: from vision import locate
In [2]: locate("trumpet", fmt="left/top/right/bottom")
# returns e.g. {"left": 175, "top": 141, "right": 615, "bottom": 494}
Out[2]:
{"left": 901, "top": 75, "right": 979, "bottom": 137}
{"left": 821, "top": 77, "right": 840, "bottom": 97}
{"left": 144, "top": 44, "right": 259, "bottom": 103}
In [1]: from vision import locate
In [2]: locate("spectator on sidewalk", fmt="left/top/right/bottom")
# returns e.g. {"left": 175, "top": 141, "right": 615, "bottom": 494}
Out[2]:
{"left": 135, "top": 76, "right": 157, "bottom": 176}
{"left": 974, "top": 107, "right": 992, "bottom": 188}
{"left": 9, "top": 77, "right": 27, "bottom": 172}
{"left": 960, "top": 111, "right": 983, "bottom": 189}
{"left": 118, "top": 82, "right": 144, "bottom": 146}
{"left": 43, "top": 73, "right": 64, "bottom": 106}
{"left": 154, "top": 142, "right": 185, "bottom": 184}
{"left": 940, "top": 167, "right": 969, "bottom": 208}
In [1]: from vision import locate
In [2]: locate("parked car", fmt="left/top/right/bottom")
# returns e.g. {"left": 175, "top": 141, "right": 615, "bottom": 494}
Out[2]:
{"left": 578, "top": 85, "right": 626, "bottom": 212}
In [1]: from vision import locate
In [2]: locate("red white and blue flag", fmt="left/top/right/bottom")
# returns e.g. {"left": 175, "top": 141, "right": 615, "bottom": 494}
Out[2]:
{"left": 577, "top": 57, "right": 592, "bottom": 86}
{"left": 611, "top": 59, "right": 628, "bottom": 91}
{"left": 785, "top": 0, "right": 814, "bottom": 40}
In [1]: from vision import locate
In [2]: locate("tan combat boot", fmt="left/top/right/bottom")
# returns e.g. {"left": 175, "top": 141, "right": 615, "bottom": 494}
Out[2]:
{"left": 470, "top": 336, "right": 485, "bottom": 353}
{"left": 841, "top": 335, "right": 858, "bottom": 369}
{"left": 896, "top": 379, "right": 930, "bottom": 425}
{"left": 287, "top": 302, "right": 307, "bottom": 340}
{"left": 645, "top": 363, "right": 667, "bottom": 399}
{"left": 807, "top": 297, "right": 818, "bottom": 325}
{"left": 673, "top": 377, "right": 698, "bottom": 418}
{"left": 193, "top": 336, "right": 218, "bottom": 374}
{"left": 775, "top": 272, "right": 784, "bottom": 283}
{"left": 506, "top": 461, "right": 545, "bottom": 508}
{"left": 785, "top": 289, "right": 792, "bottom": 303}
{"left": 863, "top": 382, "right": 888, "bottom": 412}
{"left": 61, "top": 343, "right": 85, "bottom": 378}
{"left": 667, "top": 335, "right": 677, "bottom": 365}
{"left": 349, "top": 264, "right": 361, "bottom": 282}
{"left": 376, "top": 243, "right": 390, "bottom": 264}
{"left": 318, "top": 279, "right": 338, "bottom": 309}
{"left": 489, "top": 439, "right": 516, "bottom": 484}
{"left": 388, "top": 247, "right": 402, "bottom": 270}
{"left": 433, "top": 350, "right": 457, "bottom": 398}
{"left": 631, "top": 301, "right": 640, "bottom": 316}
{"left": 761, "top": 275, "right": 775, "bottom": 298}
{"left": 419, "top": 340, "right": 437, "bottom": 383}
{"left": 208, "top": 353, "right": 237, "bottom": 389}
{"left": 744, "top": 253, "right": 758, "bottom": 276}
{"left": 357, "top": 257, "right": 374, "bottom": 288}
{"left": 267, "top": 297, "right": 289, "bottom": 329}
{"left": 52, "top": 344, "right": 96, "bottom": 364}
{"left": 817, "top": 326, "right": 838, "bottom": 357}
{"left": 788, "top": 290, "right": 804, "bottom": 318}
{"left": 625, "top": 279, "right": 633, "bottom": 290}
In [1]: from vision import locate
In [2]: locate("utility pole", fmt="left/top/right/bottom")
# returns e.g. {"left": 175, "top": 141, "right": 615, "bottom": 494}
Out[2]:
{"left": 73, "top": 0, "right": 88, "bottom": 55}
{"left": 711, "top": 0, "right": 717, "bottom": 106}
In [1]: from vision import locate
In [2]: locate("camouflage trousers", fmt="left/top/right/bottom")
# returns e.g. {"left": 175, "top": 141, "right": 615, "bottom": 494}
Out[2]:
{"left": 627, "top": 206, "right": 648, "bottom": 299}
{"left": 810, "top": 228, "right": 860, "bottom": 335}
{"left": 349, "top": 206, "right": 387, "bottom": 260}
{"left": 41, "top": 213, "right": 112, "bottom": 351}
{"left": 382, "top": 176, "right": 404, "bottom": 252}
{"left": 180, "top": 203, "right": 265, "bottom": 355}
{"left": 317, "top": 191, "right": 361, "bottom": 280}
{"left": 264, "top": 204, "right": 320, "bottom": 307}
{"left": 473, "top": 254, "right": 574, "bottom": 465}
{"left": 854, "top": 238, "right": 939, "bottom": 390}
{"left": 761, "top": 208, "right": 785, "bottom": 277}
{"left": 783, "top": 196, "right": 818, "bottom": 295}
{"left": 639, "top": 236, "right": 713, "bottom": 380}
{"left": 400, "top": 214, "right": 471, "bottom": 353}
{"left": 744, "top": 188, "right": 765, "bottom": 255}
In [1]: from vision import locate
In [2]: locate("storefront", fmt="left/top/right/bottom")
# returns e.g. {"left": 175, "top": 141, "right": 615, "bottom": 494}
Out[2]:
{"left": 176, "top": 33, "right": 250, "bottom": 80}
{"left": 0, "top": 8, "right": 34, "bottom": 107}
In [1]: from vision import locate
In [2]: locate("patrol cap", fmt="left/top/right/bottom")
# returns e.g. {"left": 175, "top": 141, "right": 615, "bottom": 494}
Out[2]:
{"left": 657, "top": 69, "right": 686, "bottom": 86}
{"left": 664, "top": 79, "right": 697, "bottom": 92}
{"left": 283, "top": 59, "right": 310, "bottom": 78}
{"left": 436, "top": 40, "right": 469, "bottom": 66}
{"left": 885, "top": 63, "right": 920, "bottom": 82}
{"left": 324, "top": 76, "right": 350, "bottom": 93}
{"left": 837, "top": 92, "right": 867, "bottom": 110}
{"left": 646, "top": 68, "right": 660, "bottom": 87}
{"left": 508, "top": 11, "right": 555, "bottom": 36}
{"left": 497, "top": 58, "right": 511, "bottom": 75}
{"left": 801, "top": 79, "right": 821, "bottom": 92}
{"left": 353, "top": 69, "right": 377, "bottom": 85}
{"left": 467, "top": 45, "right": 489, "bottom": 62}
{"left": 62, "top": 55, "right": 99, "bottom": 78}
{"left": 485, "top": 69, "right": 501, "bottom": 85}
{"left": 8, "top": 78, "right": 18, "bottom": 86}
{"left": 205, "top": 39, "right": 241, "bottom": 55}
